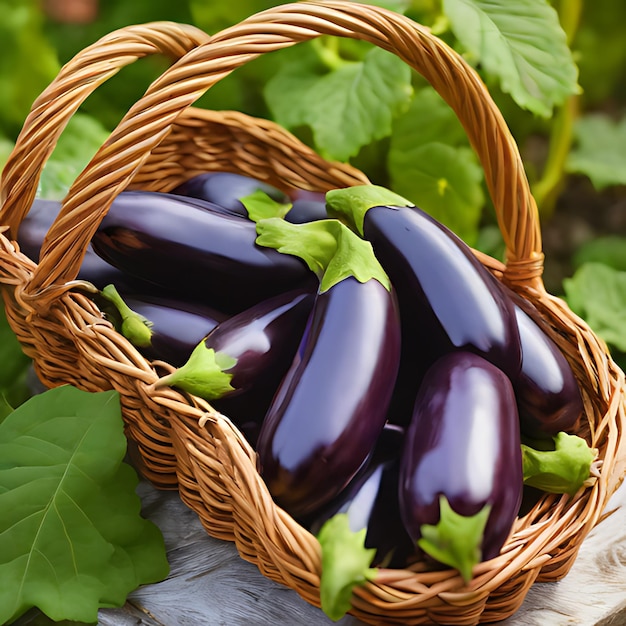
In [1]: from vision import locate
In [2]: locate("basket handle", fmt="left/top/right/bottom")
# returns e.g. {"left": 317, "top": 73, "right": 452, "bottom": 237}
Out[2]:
{"left": 7, "top": 1, "right": 544, "bottom": 302}
{"left": 0, "top": 21, "right": 210, "bottom": 240}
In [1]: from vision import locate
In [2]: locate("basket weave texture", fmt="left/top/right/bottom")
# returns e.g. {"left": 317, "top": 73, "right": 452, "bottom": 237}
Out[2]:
{"left": 1, "top": 2, "right": 626, "bottom": 624}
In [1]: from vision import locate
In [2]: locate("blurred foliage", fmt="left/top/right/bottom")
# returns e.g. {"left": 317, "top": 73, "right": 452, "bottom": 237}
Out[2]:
{"left": 0, "top": 0, "right": 60, "bottom": 138}
{"left": 0, "top": 0, "right": 625, "bottom": 362}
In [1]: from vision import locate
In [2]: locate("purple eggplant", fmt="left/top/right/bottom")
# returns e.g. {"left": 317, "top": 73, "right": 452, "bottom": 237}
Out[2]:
{"left": 17, "top": 198, "right": 68, "bottom": 262}
{"left": 101, "top": 292, "right": 228, "bottom": 367}
{"left": 309, "top": 423, "right": 414, "bottom": 568}
{"left": 256, "top": 276, "right": 401, "bottom": 518}
{"left": 91, "top": 190, "right": 313, "bottom": 313}
{"left": 200, "top": 288, "right": 315, "bottom": 423}
{"left": 17, "top": 198, "right": 141, "bottom": 290}
{"left": 17, "top": 194, "right": 245, "bottom": 294}
{"left": 155, "top": 288, "right": 315, "bottom": 444}
{"left": 172, "top": 172, "right": 288, "bottom": 216}
{"left": 285, "top": 190, "right": 328, "bottom": 224}
{"left": 399, "top": 351, "right": 523, "bottom": 581}
{"left": 327, "top": 185, "right": 522, "bottom": 425}
{"left": 508, "top": 293, "right": 583, "bottom": 438}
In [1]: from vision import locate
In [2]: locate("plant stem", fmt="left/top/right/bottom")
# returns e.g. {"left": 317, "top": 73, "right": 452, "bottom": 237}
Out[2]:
{"left": 312, "top": 37, "right": 347, "bottom": 72}
{"left": 532, "top": 0, "right": 583, "bottom": 218}
{"left": 532, "top": 95, "right": 579, "bottom": 216}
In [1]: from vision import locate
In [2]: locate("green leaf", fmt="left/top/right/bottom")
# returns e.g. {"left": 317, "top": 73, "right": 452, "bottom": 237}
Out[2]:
{"left": 317, "top": 513, "right": 377, "bottom": 622}
{"left": 443, "top": 0, "right": 580, "bottom": 117}
{"left": 155, "top": 343, "right": 236, "bottom": 401}
{"left": 255, "top": 217, "right": 391, "bottom": 292}
{"left": 326, "top": 184, "right": 413, "bottom": 236}
{"left": 38, "top": 114, "right": 110, "bottom": 200}
{"left": 392, "top": 86, "right": 468, "bottom": 148}
{"left": 0, "top": 393, "right": 13, "bottom": 423}
{"left": 265, "top": 46, "right": 412, "bottom": 160}
{"left": 562, "top": 263, "right": 626, "bottom": 352}
{"left": 0, "top": 0, "right": 60, "bottom": 137}
{"left": 366, "top": 0, "right": 411, "bottom": 11}
{"left": 522, "top": 432, "right": 596, "bottom": 495}
{"left": 390, "top": 144, "right": 484, "bottom": 246}
{"left": 418, "top": 496, "right": 490, "bottom": 583}
{"left": 572, "top": 236, "right": 626, "bottom": 273}
{"left": 566, "top": 114, "right": 626, "bottom": 190}
{"left": 388, "top": 88, "right": 485, "bottom": 244}
{"left": 99, "top": 284, "right": 153, "bottom": 348}
{"left": 189, "top": 0, "right": 277, "bottom": 34}
{"left": 0, "top": 386, "right": 169, "bottom": 624}
{"left": 0, "top": 303, "right": 31, "bottom": 396}
{"left": 263, "top": 44, "right": 322, "bottom": 130}
{"left": 241, "top": 190, "right": 292, "bottom": 222}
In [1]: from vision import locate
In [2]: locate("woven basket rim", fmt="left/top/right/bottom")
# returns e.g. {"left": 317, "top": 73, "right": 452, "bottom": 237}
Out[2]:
{"left": 0, "top": 3, "right": 625, "bottom": 624}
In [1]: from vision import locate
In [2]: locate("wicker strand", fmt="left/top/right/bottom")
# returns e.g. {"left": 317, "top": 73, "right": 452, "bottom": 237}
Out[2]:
{"left": 0, "top": 3, "right": 624, "bottom": 624}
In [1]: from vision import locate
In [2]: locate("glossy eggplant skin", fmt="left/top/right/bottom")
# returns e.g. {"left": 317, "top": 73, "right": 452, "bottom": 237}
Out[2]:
{"left": 115, "top": 294, "right": 228, "bottom": 367}
{"left": 205, "top": 288, "right": 316, "bottom": 436}
{"left": 285, "top": 190, "right": 328, "bottom": 224}
{"left": 284, "top": 199, "right": 328, "bottom": 224}
{"left": 91, "top": 190, "right": 313, "bottom": 313}
{"left": 172, "top": 172, "right": 288, "bottom": 216}
{"left": 17, "top": 198, "right": 63, "bottom": 261}
{"left": 17, "top": 198, "right": 139, "bottom": 290}
{"left": 510, "top": 296, "right": 583, "bottom": 438}
{"left": 17, "top": 195, "right": 242, "bottom": 293}
{"left": 399, "top": 352, "right": 523, "bottom": 562}
{"left": 307, "top": 424, "right": 415, "bottom": 568}
{"left": 362, "top": 205, "right": 522, "bottom": 425}
{"left": 256, "top": 277, "right": 401, "bottom": 518}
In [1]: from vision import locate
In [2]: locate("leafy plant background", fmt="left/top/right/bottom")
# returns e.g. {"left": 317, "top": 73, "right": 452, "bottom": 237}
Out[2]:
{"left": 0, "top": 0, "right": 625, "bottom": 622}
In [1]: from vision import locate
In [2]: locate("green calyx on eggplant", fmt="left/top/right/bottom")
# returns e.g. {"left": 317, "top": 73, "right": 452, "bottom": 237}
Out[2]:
{"left": 172, "top": 171, "right": 289, "bottom": 217}
{"left": 399, "top": 351, "right": 523, "bottom": 582}
{"left": 418, "top": 496, "right": 491, "bottom": 583}
{"left": 241, "top": 187, "right": 328, "bottom": 224}
{"left": 98, "top": 288, "right": 228, "bottom": 367}
{"left": 253, "top": 216, "right": 391, "bottom": 293}
{"left": 326, "top": 184, "right": 414, "bottom": 236}
{"left": 521, "top": 432, "right": 597, "bottom": 495}
{"left": 327, "top": 184, "right": 522, "bottom": 426}
{"left": 253, "top": 217, "right": 401, "bottom": 517}
{"left": 311, "top": 425, "right": 414, "bottom": 621}
{"left": 99, "top": 284, "right": 154, "bottom": 348}
{"left": 154, "top": 288, "right": 315, "bottom": 439}
{"left": 316, "top": 514, "right": 377, "bottom": 622}
{"left": 156, "top": 342, "right": 238, "bottom": 401}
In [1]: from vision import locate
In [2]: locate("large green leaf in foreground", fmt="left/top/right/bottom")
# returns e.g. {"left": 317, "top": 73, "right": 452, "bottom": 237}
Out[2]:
{"left": 0, "top": 302, "right": 31, "bottom": 408}
{"left": 0, "top": 386, "right": 169, "bottom": 624}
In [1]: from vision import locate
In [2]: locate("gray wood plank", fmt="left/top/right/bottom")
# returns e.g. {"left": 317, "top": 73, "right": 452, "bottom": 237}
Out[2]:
{"left": 99, "top": 477, "right": 626, "bottom": 625}
{"left": 497, "top": 477, "right": 626, "bottom": 626}
{"left": 99, "top": 483, "right": 360, "bottom": 626}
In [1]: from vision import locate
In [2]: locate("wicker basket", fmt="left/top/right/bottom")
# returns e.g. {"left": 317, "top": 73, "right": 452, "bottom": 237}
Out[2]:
{"left": 1, "top": 2, "right": 625, "bottom": 624}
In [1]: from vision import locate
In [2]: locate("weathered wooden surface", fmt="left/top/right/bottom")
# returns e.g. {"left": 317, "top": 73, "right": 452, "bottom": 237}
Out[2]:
{"left": 98, "top": 475, "right": 626, "bottom": 626}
